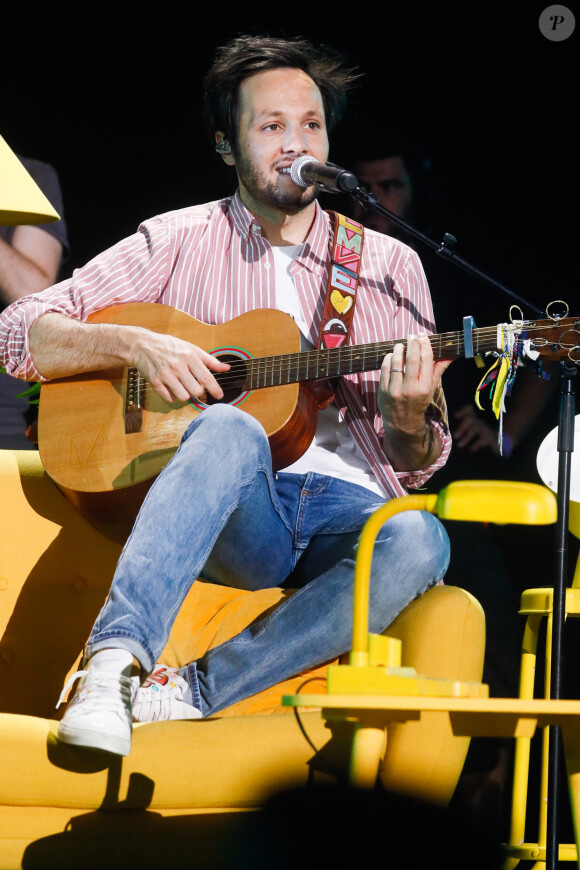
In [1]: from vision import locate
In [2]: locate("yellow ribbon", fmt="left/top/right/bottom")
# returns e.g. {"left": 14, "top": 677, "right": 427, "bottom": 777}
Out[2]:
{"left": 474, "top": 354, "right": 511, "bottom": 420}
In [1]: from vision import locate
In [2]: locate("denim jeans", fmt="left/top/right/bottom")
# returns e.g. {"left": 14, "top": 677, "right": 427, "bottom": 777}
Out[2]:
{"left": 86, "top": 404, "right": 450, "bottom": 716}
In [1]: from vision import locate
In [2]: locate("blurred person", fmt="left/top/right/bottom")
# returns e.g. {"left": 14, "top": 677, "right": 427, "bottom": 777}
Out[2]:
{"left": 0, "top": 154, "right": 68, "bottom": 447}
{"left": 347, "top": 133, "right": 556, "bottom": 479}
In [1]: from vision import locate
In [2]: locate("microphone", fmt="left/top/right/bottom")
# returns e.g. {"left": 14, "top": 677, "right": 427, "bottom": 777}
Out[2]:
{"left": 290, "top": 155, "right": 360, "bottom": 194}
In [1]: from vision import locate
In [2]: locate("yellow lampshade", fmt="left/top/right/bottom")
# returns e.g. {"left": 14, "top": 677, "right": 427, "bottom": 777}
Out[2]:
{"left": 0, "top": 134, "right": 60, "bottom": 226}
{"left": 436, "top": 479, "right": 558, "bottom": 525}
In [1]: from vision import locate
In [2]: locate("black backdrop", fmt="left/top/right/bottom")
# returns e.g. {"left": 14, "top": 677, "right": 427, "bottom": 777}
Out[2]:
{"left": 3, "top": 3, "right": 577, "bottom": 322}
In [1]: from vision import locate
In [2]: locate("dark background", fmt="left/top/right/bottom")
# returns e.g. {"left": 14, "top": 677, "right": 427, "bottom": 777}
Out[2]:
{"left": 3, "top": 3, "right": 577, "bottom": 322}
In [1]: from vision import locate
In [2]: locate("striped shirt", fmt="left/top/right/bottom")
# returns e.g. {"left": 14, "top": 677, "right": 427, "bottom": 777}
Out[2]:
{"left": 0, "top": 191, "right": 451, "bottom": 499}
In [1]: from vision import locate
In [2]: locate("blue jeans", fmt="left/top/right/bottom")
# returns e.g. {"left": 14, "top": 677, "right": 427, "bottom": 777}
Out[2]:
{"left": 86, "top": 404, "right": 450, "bottom": 716}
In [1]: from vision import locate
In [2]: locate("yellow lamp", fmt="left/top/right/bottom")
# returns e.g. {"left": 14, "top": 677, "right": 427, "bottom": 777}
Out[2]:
{"left": 348, "top": 480, "right": 557, "bottom": 668}
{"left": 283, "top": 480, "right": 560, "bottom": 790}
{"left": 0, "top": 134, "right": 60, "bottom": 226}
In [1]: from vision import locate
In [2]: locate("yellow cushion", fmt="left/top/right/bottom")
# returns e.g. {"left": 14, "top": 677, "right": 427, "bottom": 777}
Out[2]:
{"left": 0, "top": 710, "right": 331, "bottom": 810}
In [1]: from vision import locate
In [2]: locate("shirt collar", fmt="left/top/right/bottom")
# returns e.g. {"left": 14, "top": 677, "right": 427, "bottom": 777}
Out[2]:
{"left": 228, "top": 190, "right": 330, "bottom": 275}
{"left": 228, "top": 190, "right": 258, "bottom": 237}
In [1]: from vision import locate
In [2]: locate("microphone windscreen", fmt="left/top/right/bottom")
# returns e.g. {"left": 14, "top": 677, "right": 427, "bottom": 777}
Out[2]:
{"left": 290, "top": 155, "right": 317, "bottom": 188}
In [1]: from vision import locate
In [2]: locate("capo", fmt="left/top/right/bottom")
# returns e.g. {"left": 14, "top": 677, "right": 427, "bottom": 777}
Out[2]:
{"left": 462, "top": 315, "right": 484, "bottom": 368}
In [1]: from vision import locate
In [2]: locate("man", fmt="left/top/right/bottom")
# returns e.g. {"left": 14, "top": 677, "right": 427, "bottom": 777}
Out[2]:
{"left": 0, "top": 37, "right": 451, "bottom": 757}
{"left": 0, "top": 155, "right": 68, "bottom": 448}
{"left": 348, "top": 137, "right": 432, "bottom": 241}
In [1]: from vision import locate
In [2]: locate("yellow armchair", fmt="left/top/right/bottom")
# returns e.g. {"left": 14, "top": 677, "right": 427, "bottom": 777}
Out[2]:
{"left": 0, "top": 449, "right": 486, "bottom": 869}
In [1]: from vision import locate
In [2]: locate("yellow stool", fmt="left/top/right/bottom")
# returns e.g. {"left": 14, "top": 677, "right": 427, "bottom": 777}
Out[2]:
{"left": 503, "top": 500, "right": 580, "bottom": 869}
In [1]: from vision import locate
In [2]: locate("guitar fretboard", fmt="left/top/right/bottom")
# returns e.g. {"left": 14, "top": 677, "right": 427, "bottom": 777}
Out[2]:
{"left": 224, "top": 327, "right": 500, "bottom": 391}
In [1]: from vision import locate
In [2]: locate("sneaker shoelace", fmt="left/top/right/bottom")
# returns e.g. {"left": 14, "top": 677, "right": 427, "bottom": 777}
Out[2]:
{"left": 57, "top": 670, "right": 88, "bottom": 709}
{"left": 133, "top": 667, "right": 194, "bottom": 722}
{"left": 57, "top": 669, "right": 135, "bottom": 719}
{"left": 135, "top": 686, "right": 179, "bottom": 721}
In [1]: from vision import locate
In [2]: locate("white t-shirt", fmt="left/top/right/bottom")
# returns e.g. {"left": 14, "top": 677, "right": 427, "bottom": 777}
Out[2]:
{"left": 271, "top": 244, "right": 383, "bottom": 496}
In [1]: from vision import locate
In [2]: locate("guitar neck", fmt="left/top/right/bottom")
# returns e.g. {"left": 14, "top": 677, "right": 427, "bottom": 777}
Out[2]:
{"left": 236, "top": 326, "right": 500, "bottom": 390}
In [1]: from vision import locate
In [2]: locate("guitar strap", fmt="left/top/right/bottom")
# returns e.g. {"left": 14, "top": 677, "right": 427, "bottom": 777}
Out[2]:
{"left": 308, "top": 212, "right": 364, "bottom": 410}
{"left": 317, "top": 211, "right": 364, "bottom": 350}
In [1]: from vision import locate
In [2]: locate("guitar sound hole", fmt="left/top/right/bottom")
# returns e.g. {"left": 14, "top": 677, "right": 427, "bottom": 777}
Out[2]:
{"left": 205, "top": 353, "right": 249, "bottom": 406}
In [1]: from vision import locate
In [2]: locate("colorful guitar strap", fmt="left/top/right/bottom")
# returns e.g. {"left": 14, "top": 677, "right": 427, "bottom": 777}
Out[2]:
{"left": 317, "top": 211, "right": 364, "bottom": 350}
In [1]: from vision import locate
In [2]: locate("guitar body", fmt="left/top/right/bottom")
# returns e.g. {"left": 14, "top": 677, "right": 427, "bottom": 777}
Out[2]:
{"left": 38, "top": 304, "right": 318, "bottom": 523}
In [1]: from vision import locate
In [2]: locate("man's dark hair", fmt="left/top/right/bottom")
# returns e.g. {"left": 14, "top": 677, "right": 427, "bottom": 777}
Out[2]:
{"left": 202, "top": 35, "right": 360, "bottom": 152}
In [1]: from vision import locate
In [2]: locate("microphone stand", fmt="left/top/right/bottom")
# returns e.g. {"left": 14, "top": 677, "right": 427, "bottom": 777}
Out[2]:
{"left": 546, "top": 363, "right": 577, "bottom": 870}
{"left": 347, "top": 183, "right": 577, "bottom": 870}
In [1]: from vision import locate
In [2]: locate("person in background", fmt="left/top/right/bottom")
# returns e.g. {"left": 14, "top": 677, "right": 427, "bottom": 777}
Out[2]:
{"left": 347, "top": 133, "right": 556, "bottom": 477}
{"left": 0, "top": 154, "right": 68, "bottom": 448}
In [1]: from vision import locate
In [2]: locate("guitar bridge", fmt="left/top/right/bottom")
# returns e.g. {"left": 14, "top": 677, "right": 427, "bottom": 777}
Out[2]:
{"left": 125, "top": 367, "right": 144, "bottom": 434}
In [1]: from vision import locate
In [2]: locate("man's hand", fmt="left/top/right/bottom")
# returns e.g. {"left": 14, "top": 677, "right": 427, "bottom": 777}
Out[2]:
{"left": 131, "top": 330, "right": 230, "bottom": 404}
{"left": 29, "top": 313, "right": 230, "bottom": 403}
{"left": 378, "top": 334, "right": 451, "bottom": 471}
{"left": 453, "top": 404, "right": 500, "bottom": 454}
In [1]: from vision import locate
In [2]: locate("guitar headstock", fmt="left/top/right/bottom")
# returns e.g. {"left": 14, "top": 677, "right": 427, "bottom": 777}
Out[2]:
{"left": 521, "top": 315, "right": 580, "bottom": 363}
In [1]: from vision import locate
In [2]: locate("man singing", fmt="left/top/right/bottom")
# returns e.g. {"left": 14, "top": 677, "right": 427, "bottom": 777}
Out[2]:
{"left": 0, "top": 35, "right": 451, "bottom": 756}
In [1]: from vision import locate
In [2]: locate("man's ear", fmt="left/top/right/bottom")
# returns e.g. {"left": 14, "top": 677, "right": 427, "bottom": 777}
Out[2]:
{"left": 215, "top": 132, "right": 235, "bottom": 166}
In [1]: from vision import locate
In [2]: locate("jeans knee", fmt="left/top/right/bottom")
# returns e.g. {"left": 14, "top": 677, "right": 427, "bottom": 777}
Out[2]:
{"left": 182, "top": 405, "right": 271, "bottom": 470}
{"left": 372, "top": 510, "right": 450, "bottom": 586}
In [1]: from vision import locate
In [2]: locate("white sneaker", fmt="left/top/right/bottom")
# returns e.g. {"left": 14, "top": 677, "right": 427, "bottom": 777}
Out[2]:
{"left": 56, "top": 668, "right": 138, "bottom": 756}
{"left": 132, "top": 664, "right": 201, "bottom": 723}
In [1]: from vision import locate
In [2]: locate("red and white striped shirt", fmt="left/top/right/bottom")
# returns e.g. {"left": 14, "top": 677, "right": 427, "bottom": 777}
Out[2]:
{"left": 0, "top": 191, "right": 450, "bottom": 499}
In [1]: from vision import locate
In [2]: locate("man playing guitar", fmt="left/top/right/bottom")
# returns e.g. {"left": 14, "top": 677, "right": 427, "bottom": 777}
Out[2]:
{"left": 0, "top": 35, "right": 452, "bottom": 755}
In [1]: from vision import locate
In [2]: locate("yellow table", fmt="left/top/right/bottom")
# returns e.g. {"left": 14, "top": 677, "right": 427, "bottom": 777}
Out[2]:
{"left": 283, "top": 693, "right": 580, "bottom": 866}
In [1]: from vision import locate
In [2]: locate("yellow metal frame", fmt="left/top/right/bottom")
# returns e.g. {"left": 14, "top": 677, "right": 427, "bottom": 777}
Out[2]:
{"left": 504, "top": 508, "right": 580, "bottom": 868}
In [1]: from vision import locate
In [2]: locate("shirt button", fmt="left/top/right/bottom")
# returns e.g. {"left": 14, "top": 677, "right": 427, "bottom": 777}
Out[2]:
{"left": 264, "top": 261, "right": 272, "bottom": 269}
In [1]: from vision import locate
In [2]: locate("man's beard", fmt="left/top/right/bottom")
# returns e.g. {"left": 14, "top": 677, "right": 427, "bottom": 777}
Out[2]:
{"left": 236, "top": 155, "right": 318, "bottom": 215}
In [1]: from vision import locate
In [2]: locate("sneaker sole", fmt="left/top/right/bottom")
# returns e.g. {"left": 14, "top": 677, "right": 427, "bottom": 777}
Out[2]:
{"left": 57, "top": 721, "right": 131, "bottom": 756}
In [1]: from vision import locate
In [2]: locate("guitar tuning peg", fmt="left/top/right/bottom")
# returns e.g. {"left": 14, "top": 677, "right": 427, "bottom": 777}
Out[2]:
{"left": 509, "top": 305, "right": 524, "bottom": 325}
{"left": 546, "top": 300, "right": 569, "bottom": 321}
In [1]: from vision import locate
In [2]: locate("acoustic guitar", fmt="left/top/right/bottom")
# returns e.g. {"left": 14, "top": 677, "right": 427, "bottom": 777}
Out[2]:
{"left": 37, "top": 302, "right": 579, "bottom": 524}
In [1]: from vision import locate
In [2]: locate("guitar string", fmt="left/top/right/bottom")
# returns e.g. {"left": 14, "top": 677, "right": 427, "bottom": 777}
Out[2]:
{"left": 134, "top": 327, "right": 496, "bottom": 390}
{"left": 131, "top": 328, "right": 570, "bottom": 396}
{"left": 129, "top": 321, "right": 568, "bottom": 394}
{"left": 130, "top": 330, "right": 476, "bottom": 394}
